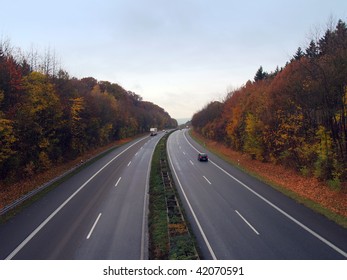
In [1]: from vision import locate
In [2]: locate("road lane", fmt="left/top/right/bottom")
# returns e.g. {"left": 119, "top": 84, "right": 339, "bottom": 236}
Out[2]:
{"left": 75, "top": 136, "right": 162, "bottom": 259}
{"left": 0, "top": 134, "right": 163, "bottom": 259}
{"left": 167, "top": 129, "right": 347, "bottom": 259}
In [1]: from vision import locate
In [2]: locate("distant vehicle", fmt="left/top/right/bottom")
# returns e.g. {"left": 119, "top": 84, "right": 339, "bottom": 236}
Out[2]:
{"left": 198, "top": 153, "right": 208, "bottom": 162}
{"left": 150, "top": 127, "right": 157, "bottom": 136}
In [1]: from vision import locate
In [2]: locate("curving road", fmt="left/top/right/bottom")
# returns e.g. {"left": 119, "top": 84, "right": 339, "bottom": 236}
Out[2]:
{"left": 0, "top": 133, "right": 164, "bottom": 260}
{"left": 167, "top": 129, "right": 347, "bottom": 260}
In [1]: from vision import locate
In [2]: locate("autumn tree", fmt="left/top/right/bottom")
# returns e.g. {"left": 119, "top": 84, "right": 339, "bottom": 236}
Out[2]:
{"left": 69, "top": 96, "right": 86, "bottom": 156}
{"left": 192, "top": 19, "right": 347, "bottom": 184}
{"left": 191, "top": 101, "right": 224, "bottom": 140}
{"left": 0, "top": 90, "right": 16, "bottom": 178}
{"left": 14, "top": 72, "right": 63, "bottom": 174}
{"left": 243, "top": 113, "right": 264, "bottom": 160}
{"left": 0, "top": 39, "right": 177, "bottom": 186}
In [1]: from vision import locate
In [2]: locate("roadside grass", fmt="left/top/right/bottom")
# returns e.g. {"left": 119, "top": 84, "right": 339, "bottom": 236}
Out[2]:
{"left": 190, "top": 130, "right": 347, "bottom": 229}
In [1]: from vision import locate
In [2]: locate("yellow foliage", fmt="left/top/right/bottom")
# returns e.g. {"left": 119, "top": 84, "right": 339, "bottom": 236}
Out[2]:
{"left": 315, "top": 126, "right": 333, "bottom": 161}
{"left": 22, "top": 72, "right": 59, "bottom": 115}
{"left": 244, "top": 113, "right": 264, "bottom": 161}
{"left": 70, "top": 97, "right": 84, "bottom": 122}
{"left": 39, "top": 151, "right": 52, "bottom": 171}
{"left": 226, "top": 106, "right": 242, "bottom": 137}
{"left": 38, "top": 138, "right": 50, "bottom": 149}
{"left": 0, "top": 118, "right": 16, "bottom": 163}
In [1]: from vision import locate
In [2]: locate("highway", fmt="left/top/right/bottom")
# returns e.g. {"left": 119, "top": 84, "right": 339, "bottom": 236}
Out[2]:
{"left": 0, "top": 133, "right": 164, "bottom": 260}
{"left": 167, "top": 129, "right": 347, "bottom": 259}
{"left": 1, "top": 129, "right": 346, "bottom": 260}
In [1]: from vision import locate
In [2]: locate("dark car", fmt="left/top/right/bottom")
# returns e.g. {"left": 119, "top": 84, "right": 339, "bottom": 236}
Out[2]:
{"left": 198, "top": 153, "right": 208, "bottom": 162}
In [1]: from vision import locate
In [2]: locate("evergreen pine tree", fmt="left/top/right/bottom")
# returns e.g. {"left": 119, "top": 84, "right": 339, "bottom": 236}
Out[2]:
{"left": 305, "top": 40, "right": 319, "bottom": 58}
{"left": 254, "top": 66, "right": 267, "bottom": 82}
{"left": 293, "top": 47, "right": 304, "bottom": 60}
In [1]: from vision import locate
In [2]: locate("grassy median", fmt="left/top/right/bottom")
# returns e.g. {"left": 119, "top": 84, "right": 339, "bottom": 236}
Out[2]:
{"left": 148, "top": 132, "right": 199, "bottom": 259}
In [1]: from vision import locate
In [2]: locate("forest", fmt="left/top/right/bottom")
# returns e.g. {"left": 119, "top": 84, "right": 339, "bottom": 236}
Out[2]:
{"left": 0, "top": 40, "right": 177, "bottom": 183}
{"left": 192, "top": 20, "right": 347, "bottom": 188}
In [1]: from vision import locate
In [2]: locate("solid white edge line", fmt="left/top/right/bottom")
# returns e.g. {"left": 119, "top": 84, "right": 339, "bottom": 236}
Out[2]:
{"left": 5, "top": 137, "right": 147, "bottom": 260}
{"left": 141, "top": 135, "right": 163, "bottom": 260}
{"left": 141, "top": 156, "right": 151, "bottom": 260}
{"left": 235, "top": 210, "right": 260, "bottom": 235}
{"left": 86, "top": 213, "right": 102, "bottom": 239}
{"left": 203, "top": 176, "right": 212, "bottom": 185}
{"left": 115, "top": 177, "right": 122, "bottom": 187}
{"left": 167, "top": 134, "right": 218, "bottom": 260}
{"left": 183, "top": 131, "right": 347, "bottom": 259}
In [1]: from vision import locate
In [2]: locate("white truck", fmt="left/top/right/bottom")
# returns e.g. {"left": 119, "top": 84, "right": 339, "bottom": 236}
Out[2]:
{"left": 150, "top": 127, "right": 158, "bottom": 136}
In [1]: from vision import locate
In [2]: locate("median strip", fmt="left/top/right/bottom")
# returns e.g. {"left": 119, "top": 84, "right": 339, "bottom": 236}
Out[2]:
{"left": 148, "top": 131, "right": 199, "bottom": 260}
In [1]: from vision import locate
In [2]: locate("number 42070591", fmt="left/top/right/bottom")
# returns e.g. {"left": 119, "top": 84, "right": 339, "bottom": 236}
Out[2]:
{"left": 196, "top": 266, "right": 244, "bottom": 276}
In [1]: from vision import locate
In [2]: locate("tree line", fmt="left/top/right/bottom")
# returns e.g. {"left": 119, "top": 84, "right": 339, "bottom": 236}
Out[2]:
{"left": 0, "top": 40, "right": 177, "bottom": 182}
{"left": 192, "top": 20, "right": 347, "bottom": 187}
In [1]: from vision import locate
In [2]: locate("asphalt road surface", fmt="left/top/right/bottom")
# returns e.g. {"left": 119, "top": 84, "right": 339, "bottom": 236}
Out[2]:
{"left": 167, "top": 129, "right": 347, "bottom": 260}
{"left": 0, "top": 133, "right": 164, "bottom": 260}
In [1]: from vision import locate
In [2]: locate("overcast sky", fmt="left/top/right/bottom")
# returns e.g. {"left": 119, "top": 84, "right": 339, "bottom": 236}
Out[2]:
{"left": 1, "top": 0, "right": 346, "bottom": 119}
